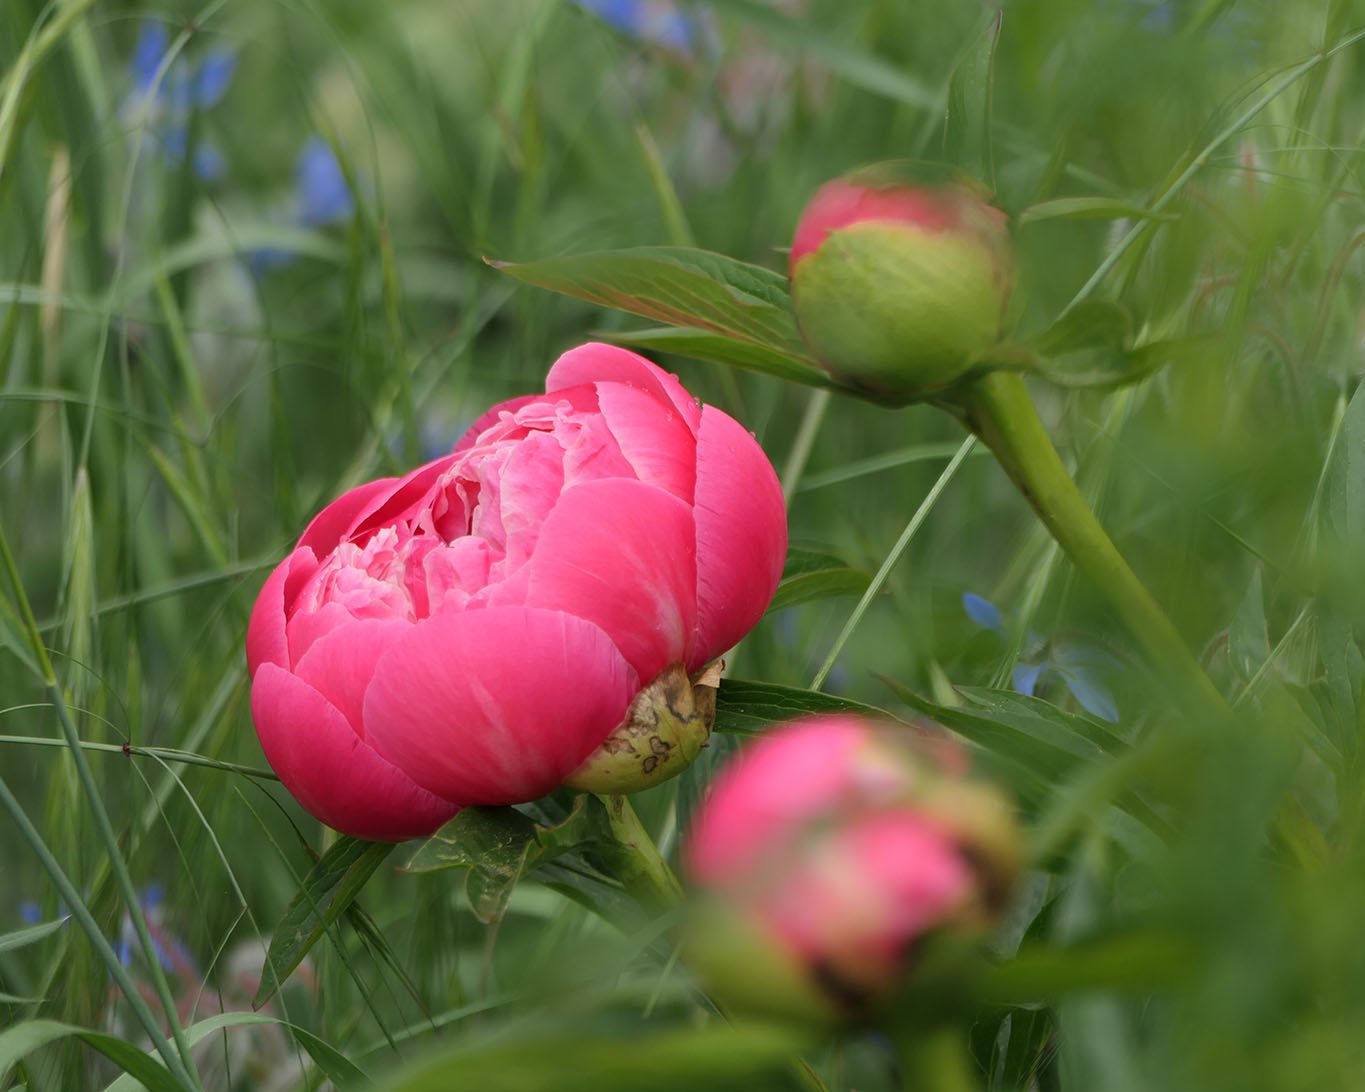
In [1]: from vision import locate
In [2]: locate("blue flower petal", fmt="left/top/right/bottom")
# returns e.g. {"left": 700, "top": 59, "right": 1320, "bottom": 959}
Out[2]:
{"left": 294, "top": 137, "right": 354, "bottom": 227}
{"left": 194, "top": 47, "right": 237, "bottom": 108}
{"left": 1011, "top": 662, "right": 1044, "bottom": 697}
{"left": 962, "top": 592, "right": 1003, "bottom": 632}
{"left": 130, "top": 22, "right": 170, "bottom": 94}
{"left": 19, "top": 901, "right": 40, "bottom": 924}
{"left": 1055, "top": 665, "right": 1120, "bottom": 723}
{"left": 193, "top": 142, "right": 226, "bottom": 182}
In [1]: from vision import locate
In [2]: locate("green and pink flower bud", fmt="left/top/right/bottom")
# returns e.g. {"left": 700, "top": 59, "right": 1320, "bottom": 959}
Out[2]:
{"left": 684, "top": 715, "right": 1018, "bottom": 1022}
{"left": 789, "top": 173, "right": 1012, "bottom": 400}
{"left": 246, "top": 343, "right": 787, "bottom": 841}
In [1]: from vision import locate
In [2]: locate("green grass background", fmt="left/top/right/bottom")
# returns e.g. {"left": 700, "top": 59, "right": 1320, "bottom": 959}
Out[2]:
{"left": 4, "top": 0, "right": 1365, "bottom": 1088}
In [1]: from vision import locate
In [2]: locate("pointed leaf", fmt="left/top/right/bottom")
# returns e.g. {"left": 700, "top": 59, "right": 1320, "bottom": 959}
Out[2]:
{"left": 714, "top": 679, "right": 886, "bottom": 736}
{"left": 254, "top": 837, "right": 394, "bottom": 1007}
{"left": 768, "top": 548, "right": 871, "bottom": 612}
{"left": 607, "top": 326, "right": 838, "bottom": 391}
{"left": 0, "top": 917, "right": 68, "bottom": 955}
{"left": 491, "top": 247, "right": 809, "bottom": 357}
{"left": 0, "top": 1020, "right": 180, "bottom": 1092}
{"left": 1017, "top": 197, "right": 1180, "bottom": 224}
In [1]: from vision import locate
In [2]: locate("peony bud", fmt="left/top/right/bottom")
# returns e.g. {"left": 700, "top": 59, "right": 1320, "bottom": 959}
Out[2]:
{"left": 246, "top": 343, "right": 787, "bottom": 841}
{"left": 683, "top": 715, "right": 1018, "bottom": 1022}
{"left": 789, "top": 172, "right": 1012, "bottom": 399}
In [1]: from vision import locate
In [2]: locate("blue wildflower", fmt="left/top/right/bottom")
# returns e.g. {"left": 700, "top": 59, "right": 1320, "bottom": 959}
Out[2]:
{"left": 293, "top": 137, "right": 354, "bottom": 227}
{"left": 572, "top": 0, "right": 699, "bottom": 53}
{"left": 125, "top": 20, "right": 236, "bottom": 182}
{"left": 250, "top": 137, "right": 356, "bottom": 271}
{"left": 963, "top": 592, "right": 1121, "bottom": 722}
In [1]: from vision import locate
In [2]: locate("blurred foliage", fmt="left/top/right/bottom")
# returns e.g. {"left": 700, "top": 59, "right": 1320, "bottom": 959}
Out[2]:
{"left": 2, "top": 0, "right": 1365, "bottom": 1089}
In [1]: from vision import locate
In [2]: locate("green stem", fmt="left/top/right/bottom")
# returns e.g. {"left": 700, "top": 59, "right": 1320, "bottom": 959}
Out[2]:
{"left": 894, "top": 1024, "right": 979, "bottom": 1092}
{"left": 597, "top": 794, "right": 684, "bottom": 909}
{"left": 954, "top": 371, "right": 1227, "bottom": 716}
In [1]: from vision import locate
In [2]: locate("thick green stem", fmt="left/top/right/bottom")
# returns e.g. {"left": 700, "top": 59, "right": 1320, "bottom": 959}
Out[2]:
{"left": 895, "top": 1024, "right": 979, "bottom": 1092}
{"left": 597, "top": 794, "right": 684, "bottom": 909}
{"left": 955, "top": 371, "right": 1227, "bottom": 717}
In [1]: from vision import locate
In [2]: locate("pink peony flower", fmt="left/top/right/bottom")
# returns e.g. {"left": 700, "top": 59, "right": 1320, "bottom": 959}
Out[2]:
{"left": 246, "top": 343, "right": 787, "bottom": 841}
{"left": 789, "top": 172, "right": 1012, "bottom": 399}
{"left": 684, "top": 715, "right": 1017, "bottom": 1020}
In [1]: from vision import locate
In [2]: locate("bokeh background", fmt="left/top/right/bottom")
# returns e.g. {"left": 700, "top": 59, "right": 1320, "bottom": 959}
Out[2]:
{"left": 4, "top": 0, "right": 1365, "bottom": 1088}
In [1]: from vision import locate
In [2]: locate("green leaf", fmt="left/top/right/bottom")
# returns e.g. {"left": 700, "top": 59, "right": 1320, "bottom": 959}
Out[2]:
{"left": 491, "top": 247, "right": 810, "bottom": 359}
{"left": 1326, "top": 382, "right": 1365, "bottom": 554}
{"left": 403, "top": 807, "right": 541, "bottom": 924}
{"left": 607, "top": 327, "right": 839, "bottom": 391}
{"left": 0, "top": 1020, "right": 181, "bottom": 1092}
{"left": 103, "top": 1011, "right": 370, "bottom": 1092}
{"left": 714, "top": 679, "right": 886, "bottom": 736}
{"left": 767, "top": 548, "right": 872, "bottom": 612}
{"left": 1028, "top": 301, "right": 1133, "bottom": 359}
{"left": 403, "top": 798, "right": 619, "bottom": 924}
{"left": 700, "top": 0, "right": 938, "bottom": 112}
{"left": 374, "top": 1020, "right": 808, "bottom": 1092}
{"left": 981, "top": 931, "right": 1198, "bottom": 1003}
{"left": 1228, "top": 568, "right": 1270, "bottom": 684}
{"left": 254, "top": 837, "right": 394, "bottom": 1008}
{"left": 1017, "top": 196, "right": 1180, "bottom": 224}
{"left": 0, "top": 917, "right": 68, "bottom": 955}
{"left": 944, "top": 10, "right": 1002, "bottom": 182}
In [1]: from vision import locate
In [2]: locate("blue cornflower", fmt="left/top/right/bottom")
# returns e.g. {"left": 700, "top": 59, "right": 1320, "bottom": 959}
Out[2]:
{"left": 293, "top": 137, "right": 354, "bottom": 227}
{"left": 249, "top": 137, "right": 355, "bottom": 271}
{"left": 571, "top": 0, "right": 699, "bottom": 53}
{"left": 125, "top": 21, "right": 236, "bottom": 182}
{"left": 962, "top": 592, "right": 1120, "bottom": 722}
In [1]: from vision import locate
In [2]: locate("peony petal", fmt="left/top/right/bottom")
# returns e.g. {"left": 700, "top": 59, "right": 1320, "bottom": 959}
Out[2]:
{"left": 546, "top": 342, "right": 702, "bottom": 433}
{"left": 250, "top": 663, "right": 459, "bottom": 841}
{"left": 348, "top": 454, "right": 461, "bottom": 544}
{"left": 293, "top": 618, "right": 410, "bottom": 738}
{"left": 686, "top": 717, "right": 870, "bottom": 884}
{"left": 451, "top": 393, "right": 542, "bottom": 455}
{"left": 298, "top": 477, "right": 400, "bottom": 555}
{"left": 363, "top": 607, "right": 637, "bottom": 805}
{"left": 688, "top": 406, "right": 787, "bottom": 669}
{"left": 525, "top": 478, "right": 697, "bottom": 683}
{"left": 594, "top": 381, "right": 696, "bottom": 503}
{"left": 246, "top": 547, "right": 318, "bottom": 676}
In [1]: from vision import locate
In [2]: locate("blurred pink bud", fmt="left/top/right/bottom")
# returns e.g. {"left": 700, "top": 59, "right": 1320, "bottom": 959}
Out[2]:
{"left": 684, "top": 715, "right": 1018, "bottom": 1020}
{"left": 247, "top": 343, "right": 787, "bottom": 841}
{"left": 790, "top": 171, "right": 1012, "bottom": 399}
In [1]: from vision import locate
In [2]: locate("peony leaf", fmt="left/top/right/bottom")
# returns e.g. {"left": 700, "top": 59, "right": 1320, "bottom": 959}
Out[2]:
{"left": 606, "top": 326, "right": 839, "bottom": 391}
{"left": 491, "top": 247, "right": 810, "bottom": 359}
{"left": 403, "top": 807, "right": 541, "bottom": 924}
{"left": 254, "top": 837, "right": 394, "bottom": 1008}
{"left": 402, "top": 798, "right": 622, "bottom": 925}
{"left": 767, "top": 547, "right": 871, "bottom": 612}
{"left": 713, "top": 679, "right": 887, "bottom": 736}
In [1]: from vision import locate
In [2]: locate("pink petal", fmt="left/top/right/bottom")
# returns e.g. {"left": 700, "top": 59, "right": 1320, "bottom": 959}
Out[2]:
{"left": 362, "top": 607, "right": 638, "bottom": 804}
{"left": 298, "top": 477, "right": 400, "bottom": 555}
{"left": 525, "top": 478, "right": 697, "bottom": 683}
{"left": 293, "top": 618, "right": 410, "bottom": 738}
{"left": 348, "top": 455, "right": 460, "bottom": 544}
{"left": 250, "top": 663, "right": 459, "bottom": 841}
{"left": 246, "top": 547, "right": 318, "bottom": 676}
{"left": 451, "top": 394, "right": 542, "bottom": 455}
{"left": 546, "top": 343, "right": 702, "bottom": 433}
{"left": 594, "top": 381, "right": 697, "bottom": 503}
{"left": 686, "top": 717, "right": 871, "bottom": 884}
{"left": 688, "top": 406, "right": 787, "bottom": 669}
